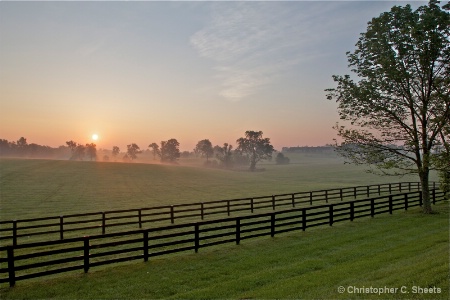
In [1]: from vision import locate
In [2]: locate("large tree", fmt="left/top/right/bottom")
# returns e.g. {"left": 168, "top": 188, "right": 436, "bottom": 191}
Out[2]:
{"left": 236, "top": 131, "right": 275, "bottom": 172}
{"left": 194, "top": 139, "right": 214, "bottom": 162}
{"left": 326, "top": 1, "right": 449, "bottom": 213}
{"left": 126, "top": 143, "right": 141, "bottom": 161}
{"left": 85, "top": 143, "right": 97, "bottom": 161}
{"left": 160, "top": 139, "right": 180, "bottom": 162}
{"left": 215, "top": 143, "right": 234, "bottom": 168}
{"left": 148, "top": 143, "right": 160, "bottom": 160}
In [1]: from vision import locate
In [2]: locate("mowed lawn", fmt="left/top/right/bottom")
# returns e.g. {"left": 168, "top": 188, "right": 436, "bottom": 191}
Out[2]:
{"left": 0, "top": 154, "right": 422, "bottom": 221}
{"left": 0, "top": 203, "right": 448, "bottom": 299}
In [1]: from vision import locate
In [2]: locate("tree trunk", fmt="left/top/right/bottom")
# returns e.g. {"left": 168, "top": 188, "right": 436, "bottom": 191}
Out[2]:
{"left": 420, "top": 170, "right": 433, "bottom": 214}
{"left": 249, "top": 160, "right": 257, "bottom": 172}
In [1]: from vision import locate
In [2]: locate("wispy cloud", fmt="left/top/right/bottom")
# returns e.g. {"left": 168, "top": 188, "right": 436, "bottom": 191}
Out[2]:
{"left": 190, "top": 2, "right": 342, "bottom": 101}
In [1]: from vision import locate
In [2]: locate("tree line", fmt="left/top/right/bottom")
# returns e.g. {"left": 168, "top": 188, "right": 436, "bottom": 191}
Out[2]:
{"left": 0, "top": 131, "right": 290, "bottom": 171}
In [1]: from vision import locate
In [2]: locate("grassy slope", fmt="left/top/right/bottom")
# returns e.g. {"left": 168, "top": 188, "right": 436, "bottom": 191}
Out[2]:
{"left": 0, "top": 154, "right": 423, "bottom": 221}
{"left": 0, "top": 203, "right": 448, "bottom": 299}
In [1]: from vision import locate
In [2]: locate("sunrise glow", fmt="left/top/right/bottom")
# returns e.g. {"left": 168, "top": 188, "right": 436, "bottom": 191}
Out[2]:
{"left": 92, "top": 134, "right": 99, "bottom": 141}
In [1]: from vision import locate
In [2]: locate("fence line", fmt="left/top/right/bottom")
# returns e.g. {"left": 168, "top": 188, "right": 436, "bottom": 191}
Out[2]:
{"left": 0, "top": 182, "right": 433, "bottom": 246}
{"left": 0, "top": 188, "right": 446, "bottom": 287}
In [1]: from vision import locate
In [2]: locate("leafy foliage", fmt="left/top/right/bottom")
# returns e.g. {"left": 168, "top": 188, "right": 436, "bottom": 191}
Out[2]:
{"left": 326, "top": 1, "right": 450, "bottom": 212}
{"left": 236, "top": 131, "right": 275, "bottom": 171}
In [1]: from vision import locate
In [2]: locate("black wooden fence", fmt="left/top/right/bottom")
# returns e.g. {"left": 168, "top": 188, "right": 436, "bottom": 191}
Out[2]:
{"left": 0, "top": 187, "right": 445, "bottom": 287}
{"left": 0, "top": 182, "right": 431, "bottom": 246}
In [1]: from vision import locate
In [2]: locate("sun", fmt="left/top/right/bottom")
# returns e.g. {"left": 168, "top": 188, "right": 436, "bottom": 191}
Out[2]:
{"left": 92, "top": 134, "right": 99, "bottom": 141}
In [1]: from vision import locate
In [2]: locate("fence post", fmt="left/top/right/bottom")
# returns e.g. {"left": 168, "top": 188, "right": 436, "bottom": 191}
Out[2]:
{"left": 302, "top": 208, "right": 307, "bottom": 231}
{"left": 7, "top": 246, "right": 15, "bottom": 287}
{"left": 138, "top": 210, "right": 142, "bottom": 229}
{"left": 143, "top": 230, "right": 149, "bottom": 262}
{"left": 251, "top": 198, "right": 254, "bottom": 213}
{"left": 389, "top": 183, "right": 392, "bottom": 194}
{"left": 404, "top": 193, "right": 408, "bottom": 211}
{"left": 354, "top": 187, "right": 357, "bottom": 199}
{"left": 399, "top": 182, "right": 402, "bottom": 193}
{"left": 389, "top": 195, "right": 393, "bottom": 214}
{"left": 325, "top": 190, "right": 328, "bottom": 203}
{"left": 291, "top": 194, "right": 295, "bottom": 207}
{"left": 340, "top": 189, "right": 343, "bottom": 201}
{"left": 419, "top": 191, "right": 423, "bottom": 206}
{"left": 350, "top": 202, "right": 354, "bottom": 221}
{"left": 272, "top": 195, "right": 276, "bottom": 210}
{"left": 236, "top": 218, "right": 241, "bottom": 245}
{"left": 366, "top": 186, "right": 370, "bottom": 198}
{"left": 378, "top": 185, "right": 381, "bottom": 195}
{"left": 329, "top": 205, "right": 333, "bottom": 226}
{"left": 170, "top": 206, "right": 175, "bottom": 224}
{"left": 270, "top": 213, "right": 276, "bottom": 237}
{"left": 227, "top": 201, "right": 230, "bottom": 216}
{"left": 83, "top": 236, "right": 90, "bottom": 273}
{"left": 102, "top": 212, "right": 106, "bottom": 235}
{"left": 12, "top": 221, "right": 17, "bottom": 247}
{"left": 309, "top": 192, "right": 313, "bottom": 205}
{"left": 370, "top": 199, "right": 375, "bottom": 218}
{"left": 194, "top": 224, "right": 200, "bottom": 253}
{"left": 60, "top": 216, "right": 64, "bottom": 240}
{"left": 408, "top": 182, "right": 411, "bottom": 191}
{"left": 432, "top": 189, "right": 436, "bottom": 205}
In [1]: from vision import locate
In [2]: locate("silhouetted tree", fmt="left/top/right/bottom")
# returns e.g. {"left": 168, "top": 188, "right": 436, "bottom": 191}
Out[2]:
{"left": 236, "top": 131, "right": 275, "bottom": 171}
{"left": 326, "top": 1, "right": 450, "bottom": 213}
{"left": 148, "top": 143, "right": 160, "bottom": 160}
{"left": 216, "top": 143, "right": 234, "bottom": 169}
{"left": 72, "top": 144, "right": 86, "bottom": 160}
{"left": 86, "top": 143, "right": 97, "bottom": 161}
{"left": 276, "top": 152, "right": 290, "bottom": 165}
{"left": 112, "top": 146, "right": 120, "bottom": 161}
{"left": 194, "top": 139, "right": 214, "bottom": 162}
{"left": 126, "top": 143, "right": 141, "bottom": 161}
{"left": 160, "top": 139, "right": 180, "bottom": 162}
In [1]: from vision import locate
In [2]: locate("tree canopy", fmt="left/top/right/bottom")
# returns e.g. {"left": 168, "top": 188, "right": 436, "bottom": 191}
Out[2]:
{"left": 236, "top": 131, "right": 275, "bottom": 171}
{"left": 194, "top": 139, "right": 214, "bottom": 162}
{"left": 326, "top": 1, "right": 450, "bottom": 213}
{"left": 160, "top": 139, "right": 180, "bottom": 162}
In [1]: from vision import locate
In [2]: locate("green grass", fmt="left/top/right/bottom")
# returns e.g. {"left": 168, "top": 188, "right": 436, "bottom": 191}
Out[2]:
{"left": 0, "top": 154, "right": 424, "bottom": 221}
{"left": 1, "top": 203, "right": 448, "bottom": 299}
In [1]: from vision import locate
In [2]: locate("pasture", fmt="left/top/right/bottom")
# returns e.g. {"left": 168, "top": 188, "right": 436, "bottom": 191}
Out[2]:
{"left": 0, "top": 203, "right": 448, "bottom": 299}
{"left": 0, "top": 153, "right": 424, "bottom": 221}
{"left": 0, "top": 154, "right": 447, "bottom": 299}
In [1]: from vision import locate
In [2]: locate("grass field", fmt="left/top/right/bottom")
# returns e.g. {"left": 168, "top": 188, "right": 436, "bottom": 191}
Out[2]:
{"left": 0, "top": 203, "right": 448, "bottom": 299}
{"left": 0, "top": 153, "right": 425, "bottom": 221}
{"left": 0, "top": 155, "right": 447, "bottom": 299}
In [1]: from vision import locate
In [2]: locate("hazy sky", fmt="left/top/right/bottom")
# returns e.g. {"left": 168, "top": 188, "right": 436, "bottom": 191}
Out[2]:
{"left": 0, "top": 1, "right": 426, "bottom": 151}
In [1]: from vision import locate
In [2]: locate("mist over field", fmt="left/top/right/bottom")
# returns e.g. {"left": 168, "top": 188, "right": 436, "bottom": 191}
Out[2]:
{"left": 0, "top": 152, "right": 426, "bottom": 222}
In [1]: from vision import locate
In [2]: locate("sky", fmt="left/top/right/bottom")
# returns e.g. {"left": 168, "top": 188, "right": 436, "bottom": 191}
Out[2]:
{"left": 0, "top": 1, "right": 427, "bottom": 151}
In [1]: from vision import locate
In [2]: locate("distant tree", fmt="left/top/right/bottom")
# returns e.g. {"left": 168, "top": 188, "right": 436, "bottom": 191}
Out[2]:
{"left": 85, "top": 143, "right": 97, "bottom": 161}
{"left": 103, "top": 155, "right": 110, "bottom": 161}
{"left": 160, "top": 139, "right": 180, "bottom": 162}
{"left": 236, "top": 131, "right": 275, "bottom": 171}
{"left": 276, "top": 152, "right": 290, "bottom": 165}
{"left": 325, "top": 1, "right": 450, "bottom": 213}
{"left": 148, "top": 143, "right": 160, "bottom": 160}
{"left": 126, "top": 143, "right": 141, "bottom": 161}
{"left": 181, "top": 151, "right": 191, "bottom": 158}
{"left": 72, "top": 144, "right": 86, "bottom": 160}
{"left": 216, "top": 143, "right": 234, "bottom": 169}
{"left": 66, "top": 140, "right": 77, "bottom": 152}
{"left": 112, "top": 146, "right": 120, "bottom": 161}
{"left": 16, "top": 137, "right": 28, "bottom": 149}
{"left": 194, "top": 139, "right": 214, "bottom": 162}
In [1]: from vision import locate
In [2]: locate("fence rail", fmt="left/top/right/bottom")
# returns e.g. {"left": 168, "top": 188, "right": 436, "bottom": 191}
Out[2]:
{"left": 0, "top": 187, "right": 446, "bottom": 287}
{"left": 0, "top": 182, "right": 433, "bottom": 246}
